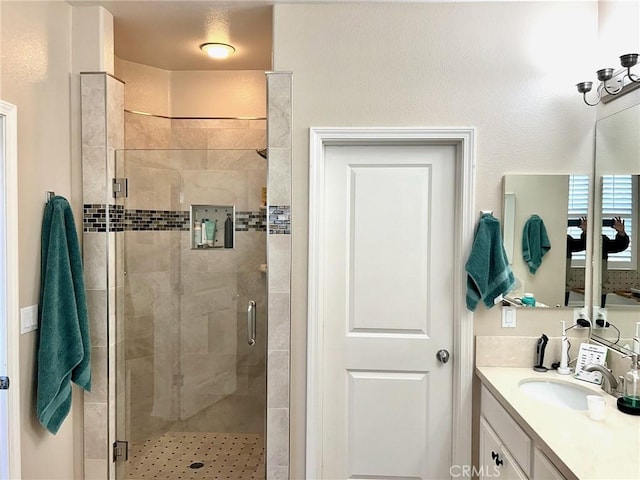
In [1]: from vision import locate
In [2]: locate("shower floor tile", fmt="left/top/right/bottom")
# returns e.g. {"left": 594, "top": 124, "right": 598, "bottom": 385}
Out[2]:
{"left": 126, "top": 432, "right": 265, "bottom": 480}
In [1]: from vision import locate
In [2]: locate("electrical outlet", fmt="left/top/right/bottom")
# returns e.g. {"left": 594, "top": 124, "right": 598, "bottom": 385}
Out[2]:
{"left": 573, "top": 307, "right": 588, "bottom": 325}
{"left": 594, "top": 307, "right": 608, "bottom": 328}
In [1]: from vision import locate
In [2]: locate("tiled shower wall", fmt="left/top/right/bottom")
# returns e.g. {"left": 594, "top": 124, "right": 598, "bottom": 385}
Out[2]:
{"left": 119, "top": 148, "right": 269, "bottom": 448}
{"left": 124, "top": 112, "right": 267, "bottom": 150}
{"left": 121, "top": 104, "right": 270, "bottom": 436}
{"left": 81, "top": 71, "right": 293, "bottom": 480}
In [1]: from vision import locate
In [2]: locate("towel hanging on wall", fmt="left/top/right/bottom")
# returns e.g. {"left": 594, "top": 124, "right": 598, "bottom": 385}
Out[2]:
{"left": 37, "top": 195, "right": 91, "bottom": 434}
{"left": 522, "top": 214, "right": 551, "bottom": 274}
{"left": 465, "top": 213, "right": 515, "bottom": 311}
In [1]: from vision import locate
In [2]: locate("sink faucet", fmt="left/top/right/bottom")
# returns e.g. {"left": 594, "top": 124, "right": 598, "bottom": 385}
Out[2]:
{"left": 583, "top": 364, "right": 620, "bottom": 396}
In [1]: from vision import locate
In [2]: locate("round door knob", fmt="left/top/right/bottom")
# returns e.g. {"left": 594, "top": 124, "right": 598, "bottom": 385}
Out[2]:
{"left": 436, "top": 349, "right": 450, "bottom": 364}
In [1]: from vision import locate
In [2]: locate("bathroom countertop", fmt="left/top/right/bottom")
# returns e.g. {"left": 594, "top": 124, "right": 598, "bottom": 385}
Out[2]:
{"left": 476, "top": 367, "right": 640, "bottom": 480}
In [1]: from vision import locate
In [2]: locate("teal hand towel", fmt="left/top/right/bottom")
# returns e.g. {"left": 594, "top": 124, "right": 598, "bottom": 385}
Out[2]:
{"left": 522, "top": 214, "right": 551, "bottom": 274}
{"left": 37, "top": 196, "right": 91, "bottom": 434}
{"left": 466, "top": 213, "right": 515, "bottom": 311}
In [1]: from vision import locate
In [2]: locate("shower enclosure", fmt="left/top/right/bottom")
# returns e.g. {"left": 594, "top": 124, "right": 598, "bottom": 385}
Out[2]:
{"left": 113, "top": 148, "right": 268, "bottom": 480}
{"left": 80, "top": 71, "right": 291, "bottom": 478}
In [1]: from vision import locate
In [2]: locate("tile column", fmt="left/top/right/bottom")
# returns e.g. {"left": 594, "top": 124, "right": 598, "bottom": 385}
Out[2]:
{"left": 266, "top": 72, "right": 292, "bottom": 480}
{"left": 80, "top": 72, "right": 124, "bottom": 480}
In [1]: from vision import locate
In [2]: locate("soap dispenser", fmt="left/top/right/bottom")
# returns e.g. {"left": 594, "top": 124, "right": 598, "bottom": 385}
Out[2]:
{"left": 617, "top": 353, "right": 640, "bottom": 415}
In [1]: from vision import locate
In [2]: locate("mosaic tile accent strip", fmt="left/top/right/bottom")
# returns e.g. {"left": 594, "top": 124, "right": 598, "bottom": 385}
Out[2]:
{"left": 268, "top": 206, "right": 291, "bottom": 235}
{"left": 83, "top": 204, "right": 108, "bottom": 232}
{"left": 125, "top": 209, "right": 190, "bottom": 232}
{"left": 84, "top": 205, "right": 266, "bottom": 233}
{"left": 236, "top": 210, "right": 267, "bottom": 232}
{"left": 125, "top": 432, "right": 264, "bottom": 480}
{"left": 84, "top": 204, "right": 125, "bottom": 232}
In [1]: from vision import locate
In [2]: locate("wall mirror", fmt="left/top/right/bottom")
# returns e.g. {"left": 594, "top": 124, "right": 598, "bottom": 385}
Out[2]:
{"left": 502, "top": 174, "right": 590, "bottom": 309}
{"left": 592, "top": 104, "right": 640, "bottom": 326}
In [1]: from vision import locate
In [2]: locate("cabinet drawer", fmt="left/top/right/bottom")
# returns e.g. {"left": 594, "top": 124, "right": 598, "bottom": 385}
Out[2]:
{"left": 481, "top": 385, "right": 532, "bottom": 476}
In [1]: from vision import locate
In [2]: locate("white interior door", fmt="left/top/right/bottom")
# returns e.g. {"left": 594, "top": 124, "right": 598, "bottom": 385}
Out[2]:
{"left": 318, "top": 143, "right": 456, "bottom": 479}
{"left": 0, "top": 101, "right": 21, "bottom": 480}
{"left": 0, "top": 112, "right": 8, "bottom": 479}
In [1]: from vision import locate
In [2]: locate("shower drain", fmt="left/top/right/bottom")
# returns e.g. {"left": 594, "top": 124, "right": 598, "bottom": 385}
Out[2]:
{"left": 189, "top": 462, "right": 204, "bottom": 469}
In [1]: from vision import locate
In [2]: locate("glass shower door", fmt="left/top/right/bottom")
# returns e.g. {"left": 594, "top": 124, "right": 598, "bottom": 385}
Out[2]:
{"left": 114, "top": 149, "right": 267, "bottom": 480}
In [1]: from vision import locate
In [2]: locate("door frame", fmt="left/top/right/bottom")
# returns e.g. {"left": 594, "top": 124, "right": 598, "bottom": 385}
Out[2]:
{"left": 0, "top": 100, "right": 21, "bottom": 479}
{"left": 306, "top": 127, "right": 475, "bottom": 478}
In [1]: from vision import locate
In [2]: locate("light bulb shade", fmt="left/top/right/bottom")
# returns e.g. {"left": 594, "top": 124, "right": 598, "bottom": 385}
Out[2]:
{"left": 200, "top": 43, "right": 235, "bottom": 59}
{"left": 620, "top": 53, "right": 639, "bottom": 68}
{"left": 596, "top": 68, "right": 614, "bottom": 82}
{"left": 576, "top": 81, "right": 593, "bottom": 94}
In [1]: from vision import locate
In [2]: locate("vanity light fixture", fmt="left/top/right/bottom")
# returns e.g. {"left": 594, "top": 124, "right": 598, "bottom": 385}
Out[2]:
{"left": 576, "top": 53, "right": 640, "bottom": 106}
{"left": 200, "top": 42, "right": 235, "bottom": 59}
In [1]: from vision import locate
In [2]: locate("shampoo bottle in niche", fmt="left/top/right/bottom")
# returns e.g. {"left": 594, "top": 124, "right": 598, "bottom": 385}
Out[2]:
{"left": 194, "top": 222, "right": 202, "bottom": 247}
{"left": 224, "top": 213, "right": 234, "bottom": 248}
{"left": 205, "top": 219, "right": 216, "bottom": 247}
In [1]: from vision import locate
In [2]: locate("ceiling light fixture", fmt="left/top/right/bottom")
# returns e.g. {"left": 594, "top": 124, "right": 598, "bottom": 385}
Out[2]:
{"left": 576, "top": 53, "right": 640, "bottom": 106}
{"left": 200, "top": 42, "right": 235, "bottom": 59}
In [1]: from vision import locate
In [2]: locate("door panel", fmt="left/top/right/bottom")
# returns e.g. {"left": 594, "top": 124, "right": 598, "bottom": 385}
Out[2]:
{"left": 321, "top": 144, "right": 456, "bottom": 479}
{"left": 350, "top": 165, "right": 430, "bottom": 333}
{"left": 347, "top": 370, "right": 429, "bottom": 477}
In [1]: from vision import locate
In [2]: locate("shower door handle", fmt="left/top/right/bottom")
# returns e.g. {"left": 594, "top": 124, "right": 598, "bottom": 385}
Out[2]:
{"left": 247, "top": 300, "right": 256, "bottom": 346}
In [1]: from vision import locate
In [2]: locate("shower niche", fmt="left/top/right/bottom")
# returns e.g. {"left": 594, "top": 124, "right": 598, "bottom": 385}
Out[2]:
{"left": 191, "top": 204, "right": 234, "bottom": 249}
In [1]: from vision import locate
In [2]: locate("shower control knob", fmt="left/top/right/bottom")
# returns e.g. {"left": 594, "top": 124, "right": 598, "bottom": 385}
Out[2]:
{"left": 436, "top": 349, "right": 450, "bottom": 364}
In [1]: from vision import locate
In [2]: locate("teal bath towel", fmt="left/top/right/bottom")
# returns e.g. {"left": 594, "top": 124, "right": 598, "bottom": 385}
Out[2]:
{"left": 466, "top": 213, "right": 515, "bottom": 311}
{"left": 37, "top": 196, "right": 91, "bottom": 434}
{"left": 522, "top": 214, "right": 551, "bottom": 274}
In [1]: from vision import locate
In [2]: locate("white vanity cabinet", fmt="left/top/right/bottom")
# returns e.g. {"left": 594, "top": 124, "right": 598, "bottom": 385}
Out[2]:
{"left": 480, "top": 385, "right": 567, "bottom": 480}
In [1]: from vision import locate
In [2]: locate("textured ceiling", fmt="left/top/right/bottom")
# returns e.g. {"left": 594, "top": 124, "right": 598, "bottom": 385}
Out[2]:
{"left": 70, "top": 1, "right": 273, "bottom": 71}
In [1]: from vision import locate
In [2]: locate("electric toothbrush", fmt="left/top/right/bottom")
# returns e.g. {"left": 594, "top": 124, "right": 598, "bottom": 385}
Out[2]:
{"left": 633, "top": 322, "right": 640, "bottom": 356}
{"left": 557, "top": 320, "right": 571, "bottom": 375}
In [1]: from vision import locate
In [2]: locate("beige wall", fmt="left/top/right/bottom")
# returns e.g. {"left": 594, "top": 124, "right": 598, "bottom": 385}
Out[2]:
{"left": 170, "top": 70, "right": 266, "bottom": 118}
{"left": 597, "top": 0, "right": 640, "bottom": 121}
{"left": 0, "top": 1, "right": 78, "bottom": 478}
{"left": 115, "top": 58, "right": 171, "bottom": 117}
{"left": 1, "top": 2, "right": 114, "bottom": 478}
{"left": 272, "top": 1, "right": 599, "bottom": 476}
{"left": 115, "top": 58, "right": 267, "bottom": 118}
